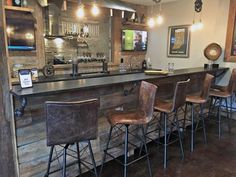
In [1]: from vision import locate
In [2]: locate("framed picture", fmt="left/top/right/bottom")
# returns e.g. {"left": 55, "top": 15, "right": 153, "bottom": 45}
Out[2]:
{"left": 167, "top": 25, "right": 191, "bottom": 58}
{"left": 225, "top": 0, "right": 236, "bottom": 62}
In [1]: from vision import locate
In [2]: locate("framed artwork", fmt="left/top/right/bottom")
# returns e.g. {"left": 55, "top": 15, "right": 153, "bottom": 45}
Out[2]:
{"left": 225, "top": 0, "right": 236, "bottom": 62}
{"left": 167, "top": 25, "right": 191, "bottom": 58}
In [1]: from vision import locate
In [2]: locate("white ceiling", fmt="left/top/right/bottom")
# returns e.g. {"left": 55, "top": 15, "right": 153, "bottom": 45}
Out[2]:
{"left": 121, "top": 0, "right": 179, "bottom": 6}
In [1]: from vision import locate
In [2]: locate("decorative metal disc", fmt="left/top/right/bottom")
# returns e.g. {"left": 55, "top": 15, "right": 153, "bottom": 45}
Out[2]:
{"left": 42, "top": 64, "right": 55, "bottom": 77}
{"left": 204, "top": 43, "right": 222, "bottom": 61}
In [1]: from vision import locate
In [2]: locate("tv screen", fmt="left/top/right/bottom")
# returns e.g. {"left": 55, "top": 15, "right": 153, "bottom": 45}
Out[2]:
{"left": 122, "top": 30, "right": 148, "bottom": 51}
{"left": 6, "top": 19, "right": 36, "bottom": 51}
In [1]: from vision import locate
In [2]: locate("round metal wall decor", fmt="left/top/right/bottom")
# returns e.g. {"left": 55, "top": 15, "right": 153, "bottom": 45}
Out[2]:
{"left": 204, "top": 43, "right": 222, "bottom": 61}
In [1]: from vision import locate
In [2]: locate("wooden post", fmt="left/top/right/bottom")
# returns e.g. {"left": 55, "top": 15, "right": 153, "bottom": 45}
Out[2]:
{"left": 0, "top": 0, "right": 17, "bottom": 176}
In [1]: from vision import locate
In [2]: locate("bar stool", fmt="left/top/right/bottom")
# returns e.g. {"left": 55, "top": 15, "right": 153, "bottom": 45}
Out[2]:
{"left": 99, "top": 81, "right": 157, "bottom": 177}
{"left": 184, "top": 74, "right": 214, "bottom": 152}
{"left": 154, "top": 79, "right": 190, "bottom": 169}
{"left": 209, "top": 68, "right": 236, "bottom": 140}
{"left": 44, "top": 99, "right": 98, "bottom": 177}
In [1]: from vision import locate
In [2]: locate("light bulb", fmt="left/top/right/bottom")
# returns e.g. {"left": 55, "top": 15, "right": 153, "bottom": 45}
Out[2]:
{"left": 191, "top": 21, "right": 197, "bottom": 32}
{"left": 191, "top": 24, "right": 196, "bottom": 31}
{"left": 156, "top": 15, "right": 164, "bottom": 25}
{"left": 147, "top": 17, "right": 155, "bottom": 28}
{"left": 76, "top": 5, "right": 85, "bottom": 19}
{"left": 197, "top": 21, "right": 203, "bottom": 30}
{"left": 91, "top": 3, "right": 100, "bottom": 16}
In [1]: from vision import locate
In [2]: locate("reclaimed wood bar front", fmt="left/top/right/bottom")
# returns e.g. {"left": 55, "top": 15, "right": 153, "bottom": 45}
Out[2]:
{"left": 11, "top": 67, "right": 228, "bottom": 177}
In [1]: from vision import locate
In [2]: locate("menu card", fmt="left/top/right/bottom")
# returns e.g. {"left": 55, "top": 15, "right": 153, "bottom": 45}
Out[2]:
{"left": 18, "top": 69, "right": 33, "bottom": 88}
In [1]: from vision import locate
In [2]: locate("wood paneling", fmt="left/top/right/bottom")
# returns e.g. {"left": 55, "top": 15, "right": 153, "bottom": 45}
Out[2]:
{"left": 0, "top": 0, "right": 17, "bottom": 176}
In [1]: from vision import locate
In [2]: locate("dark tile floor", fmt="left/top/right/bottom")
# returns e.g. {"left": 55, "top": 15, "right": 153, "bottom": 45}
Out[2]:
{"left": 87, "top": 119, "right": 236, "bottom": 177}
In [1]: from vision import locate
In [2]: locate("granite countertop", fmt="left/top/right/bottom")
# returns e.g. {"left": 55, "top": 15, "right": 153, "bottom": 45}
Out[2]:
{"left": 10, "top": 67, "right": 228, "bottom": 97}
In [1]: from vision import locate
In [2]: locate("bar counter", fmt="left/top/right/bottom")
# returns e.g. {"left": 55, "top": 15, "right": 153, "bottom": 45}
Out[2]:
{"left": 11, "top": 67, "right": 228, "bottom": 177}
{"left": 11, "top": 67, "right": 227, "bottom": 97}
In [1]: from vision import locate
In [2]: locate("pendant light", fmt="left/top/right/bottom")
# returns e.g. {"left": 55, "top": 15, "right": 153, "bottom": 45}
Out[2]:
{"left": 91, "top": 0, "right": 100, "bottom": 16}
{"left": 147, "top": 0, "right": 155, "bottom": 28}
{"left": 156, "top": 1, "right": 164, "bottom": 25}
{"left": 147, "top": 17, "right": 155, "bottom": 28}
{"left": 76, "top": 0, "right": 85, "bottom": 19}
{"left": 191, "top": 0, "right": 203, "bottom": 31}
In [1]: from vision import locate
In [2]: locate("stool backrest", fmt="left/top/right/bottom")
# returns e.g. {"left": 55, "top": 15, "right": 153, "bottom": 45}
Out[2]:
{"left": 228, "top": 68, "right": 236, "bottom": 94}
{"left": 45, "top": 99, "right": 98, "bottom": 146}
{"left": 138, "top": 81, "right": 157, "bottom": 123}
{"left": 200, "top": 74, "right": 214, "bottom": 100}
{"left": 172, "top": 79, "right": 190, "bottom": 111}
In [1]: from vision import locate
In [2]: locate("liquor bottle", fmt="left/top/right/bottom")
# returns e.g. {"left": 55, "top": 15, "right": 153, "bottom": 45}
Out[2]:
{"left": 119, "top": 58, "right": 126, "bottom": 72}
{"left": 142, "top": 60, "right": 147, "bottom": 70}
{"left": 12, "top": 0, "right": 22, "bottom": 6}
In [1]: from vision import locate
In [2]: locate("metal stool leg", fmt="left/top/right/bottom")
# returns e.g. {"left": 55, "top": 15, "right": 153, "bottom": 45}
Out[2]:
{"left": 45, "top": 146, "right": 54, "bottom": 177}
{"left": 164, "top": 113, "right": 168, "bottom": 169}
{"left": 208, "top": 97, "right": 213, "bottom": 118}
{"left": 88, "top": 141, "right": 98, "bottom": 177}
{"left": 76, "top": 143, "right": 82, "bottom": 177}
{"left": 99, "top": 126, "right": 113, "bottom": 177}
{"left": 229, "top": 96, "right": 233, "bottom": 132}
{"left": 124, "top": 125, "right": 129, "bottom": 177}
{"left": 183, "top": 103, "right": 188, "bottom": 133}
{"left": 218, "top": 98, "right": 222, "bottom": 140}
{"left": 175, "top": 110, "right": 184, "bottom": 160}
{"left": 200, "top": 104, "right": 207, "bottom": 144}
{"left": 226, "top": 97, "right": 231, "bottom": 133}
{"left": 62, "top": 144, "right": 69, "bottom": 177}
{"left": 141, "top": 126, "right": 152, "bottom": 177}
{"left": 191, "top": 104, "right": 195, "bottom": 152}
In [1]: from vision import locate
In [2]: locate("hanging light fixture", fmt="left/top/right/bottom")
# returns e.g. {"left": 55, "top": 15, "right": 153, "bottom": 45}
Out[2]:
{"left": 156, "top": 0, "right": 164, "bottom": 25}
{"left": 191, "top": 0, "right": 203, "bottom": 31}
{"left": 147, "top": 17, "right": 155, "bottom": 28}
{"left": 91, "top": 0, "right": 100, "bottom": 16}
{"left": 76, "top": 0, "right": 85, "bottom": 19}
{"left": 147, "top": 0, "right": 155, "bottom": 28}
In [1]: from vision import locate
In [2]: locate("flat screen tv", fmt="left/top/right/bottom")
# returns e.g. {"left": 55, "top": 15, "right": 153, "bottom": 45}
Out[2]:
{"left": 122, "top": 29, "right": 148, "bottom": 51}
{"left": 6, "top": 19, "right": 36, "bottom": 51}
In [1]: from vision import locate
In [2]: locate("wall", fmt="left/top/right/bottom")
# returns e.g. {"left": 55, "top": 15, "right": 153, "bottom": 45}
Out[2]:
{"left": 147, "top": 0, "right": 232, "bottom": 85}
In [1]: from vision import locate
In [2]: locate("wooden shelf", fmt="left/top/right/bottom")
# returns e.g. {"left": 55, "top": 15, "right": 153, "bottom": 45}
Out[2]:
{"left": 4, "top": 5, "right": 34, "bottom": 13}
{"left": 122, "top": 21, "right": 147, "bottom": 27}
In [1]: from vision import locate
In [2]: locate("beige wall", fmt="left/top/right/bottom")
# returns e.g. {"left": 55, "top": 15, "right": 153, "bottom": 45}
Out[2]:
{"left": 147, "top": 0, "right": 232, "bottom": 84}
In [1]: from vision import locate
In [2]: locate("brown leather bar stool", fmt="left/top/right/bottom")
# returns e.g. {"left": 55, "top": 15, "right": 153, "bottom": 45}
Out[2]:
{"left": 184, "top": 74, "right": 214, "bottom": 152}
{"left": 154, "top": 79, "right": 190, "bottom": 169}
{"left": 99, "top": 81, "right": 157, "bottom": 177}
{"left": 209, "top": 68, "right": 236, "bottom": 140}
{"left": 44, "top": 99, "right": 98, "bottom": 177}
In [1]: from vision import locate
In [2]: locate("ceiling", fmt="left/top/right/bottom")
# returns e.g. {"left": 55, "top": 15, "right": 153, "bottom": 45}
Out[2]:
{"left": 121, "top": 0, "right": 179, "bottom": 6}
